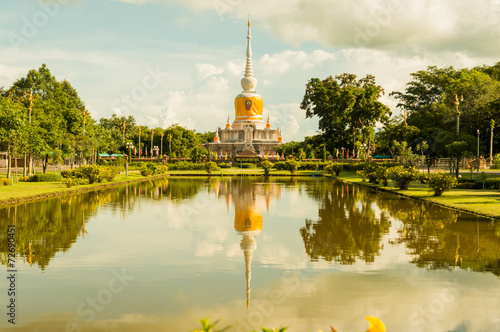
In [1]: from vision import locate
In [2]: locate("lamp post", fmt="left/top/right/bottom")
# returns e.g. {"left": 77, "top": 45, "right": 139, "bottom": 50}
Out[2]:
{"left": 138, "top": 126, "right": 142, "bottom": 158}
{"left": 160, "top": 132, "right": 164, "bottom": 158}
{"left": 150, "top": 130, "right": 155, "bottom": 159}
{"left": 126, "top": 142, "right": 134, "bottom": 177}
{"left": 361, "top": 143, "right": 367, "bottom": 160}
{"left": 168, "top": 133, "right": 172, "bottom": 159}
{"left": 477, "top": 129, "right": 480, "bottom": 180}
{"left": 454, "top": 94, "right": 463, "bottom": 136}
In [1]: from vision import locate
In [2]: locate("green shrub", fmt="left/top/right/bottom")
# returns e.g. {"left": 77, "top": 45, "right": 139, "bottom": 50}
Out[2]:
{"left": 273, "top": 161, "right": 287, "bottom": 171}
{"left": 0, "top": 178, "right": 12, "bottom": 186}
{"left": 324, "top": 162, "right": 343, "bottom": 176}
{"left": 218, "top": 162, "right": 232, "bottom": 168}
{"left": 18, "top": 176, "right": 30, "bottom": 182}
{"left": 424, "top": 171, "right": 457, "bottom": 196}
{"left": 492, "top": 154, "right": 500, "bottom": 169}
{"left": 261, "top": 160, "right": 274, "bottom": 176}
{"left": 356, "top": 169, "right": 367, "bottom": 182}
{"left": 285, "top": 159, "right": 299, "bottom": 174}
{"left": 62, "top": 177, "right": 76, "bottom": 188}
{"left": 204, "top": 161, "right": 219, "bottom": 174}
{"left": 387, "top": 166, "right": 421, "bottom": 190}
{"left": 241, "top": 163, "right": 256, "bottom": 169}
{"left": 154, "top": 164, "right": 169, "bottom": 175}
{"left": 61, "top": 169, "right": 79, "bottom": 179}
{"left": 102, "top": 167, "right": 118, "bottom": 181}
{"left": 140, "top": 165, "right": 154, "bottom": 176}
{"left": 30, "top": 173, "right": 62, "bottom": 182}
{"left": 78, "top": 165, "right": 105, "bottom": 184}
{"left": 168, "top": 161, "right": 204, "bottom": 170}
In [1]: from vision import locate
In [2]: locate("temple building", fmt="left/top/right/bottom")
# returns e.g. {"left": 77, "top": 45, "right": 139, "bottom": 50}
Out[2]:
{"left": 207, "top": 19, "right": 283, "bottom": 157}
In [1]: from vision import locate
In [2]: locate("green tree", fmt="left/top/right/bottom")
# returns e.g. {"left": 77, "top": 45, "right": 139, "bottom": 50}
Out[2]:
{"left": 301, "top": 73, "right": 390, "bottom": 153}
{"left": 0, "top": 97, "right": 29, "bottom": 178}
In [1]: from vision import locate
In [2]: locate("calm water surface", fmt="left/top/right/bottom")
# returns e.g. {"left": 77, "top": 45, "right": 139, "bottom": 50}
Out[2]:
{"left": 1, "top": 177, "right": 499, "bottom": 332}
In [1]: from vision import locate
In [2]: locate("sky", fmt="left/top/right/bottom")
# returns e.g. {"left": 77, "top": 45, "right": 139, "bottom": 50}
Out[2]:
{"left": 1, "top": 0, "right": 500, "bottom": 141}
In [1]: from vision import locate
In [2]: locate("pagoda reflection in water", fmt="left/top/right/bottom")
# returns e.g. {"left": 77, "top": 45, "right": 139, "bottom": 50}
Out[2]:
{"left": 217, "top": 179, "right": 282, "bottom": 311}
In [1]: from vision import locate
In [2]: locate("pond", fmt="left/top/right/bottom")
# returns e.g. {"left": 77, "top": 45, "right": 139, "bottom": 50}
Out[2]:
{"left": 1, "top": 177, "right": 499, "bottom": 332}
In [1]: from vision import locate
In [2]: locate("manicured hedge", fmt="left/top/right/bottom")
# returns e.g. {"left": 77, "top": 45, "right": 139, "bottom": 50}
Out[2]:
{"left": 30, "top": 173, "right": 62, "bottom": 182}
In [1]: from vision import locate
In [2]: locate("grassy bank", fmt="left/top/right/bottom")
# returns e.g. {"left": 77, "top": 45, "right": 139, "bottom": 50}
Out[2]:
{"left": 333, "top": 171, "right": 500, "bottom": 219}
{"left": 1, "top": 168, "right": 499, "bottom": 220}
{"left": 0, "top": 172, "right": 167, "bottom": 207}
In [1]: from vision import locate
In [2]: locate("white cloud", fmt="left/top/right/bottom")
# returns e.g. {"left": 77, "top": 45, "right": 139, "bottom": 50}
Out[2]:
{"left": 193, "top": 63, "right": 224, "bottom": 80}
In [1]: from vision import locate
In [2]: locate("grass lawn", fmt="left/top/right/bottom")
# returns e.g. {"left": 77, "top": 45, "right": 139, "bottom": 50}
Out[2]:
{"left": 0, "top": 172, "right": 157, "bottom": 204}
{"left": 334, "top": 171, "right": 500, "bottom": 219}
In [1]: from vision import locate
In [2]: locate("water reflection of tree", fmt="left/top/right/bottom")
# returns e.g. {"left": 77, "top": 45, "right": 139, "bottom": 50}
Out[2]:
{"left": 377, "top": 196, "right": 500, "bottom": 276}
{"left": 300, "top": 182, "right": 391, "bottom": 264}
{"left": 0, "top": 178, "right": 207, "bottom": 269}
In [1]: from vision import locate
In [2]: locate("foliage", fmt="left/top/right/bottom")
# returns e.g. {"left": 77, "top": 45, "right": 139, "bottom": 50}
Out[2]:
{"left": 492, "top": 153, "right": 500, "bottom": 169}
{"left": 0, "top": 178, "right": 12, "bottom": 186}
{"left": 285, "top": 159, "right": 299, "bottom": 174}
{"left": 273, "top": 161, "right": 287, "bottom": 171}
{"left": 298, "top": 161, "right": 328, "bottom": 171}
{"left": 324, "top": 162, "right": 343, "bottom": 176}
{"left": 30, "top": 173, "right": 62, "bottom": 182}
{"left": 424, "top": 171, "right": 458, "bottom": 196}
{"left": 261, "top": 160, "right": 274, "bottom": 176}
{"left": 194, "top": 317, "right": 231, "bottom": 332}
{"left": 154, "top": 164, "right": 169, "bottom": 174}
{"left": 301, "top": 73, "right": 390, "bottom": 153}
{"left": 79, "top": 165, "right": 105, "bottom": 183}
{"left": 218, "top": 162, "right": 232, "bottom": 168}
{"left": 204, "top": 161, "right": 219, "bottom": 174}
{"left": 168, "top": 161, "right": 204, "bottom": 170}
{"left": 240, "top": 163, "right": 256, "bottom": 169}
{"left": 387, "top": 166, "right": 421, "bottom": 190}
{"left": 62, "top": 177, "right": 89, "bottom": 188}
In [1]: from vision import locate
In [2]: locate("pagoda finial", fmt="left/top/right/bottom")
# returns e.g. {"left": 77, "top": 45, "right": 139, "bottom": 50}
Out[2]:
{"left": 266, "top": 113, "right": 271, "bottom": 128}
{"left": 241, "top": 17, "right": 257, "bottom": 93}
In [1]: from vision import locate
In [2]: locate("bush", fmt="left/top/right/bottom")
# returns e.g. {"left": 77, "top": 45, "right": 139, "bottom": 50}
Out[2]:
{"left": 154, "top": 164, "right": 169, "bottom": 175}
{"left": 387, "top": 166, "right": 421, "bottom": 190}
{"left": 356, "top": 169, "right": 367, "bottom": 182}
{"left": 204, "top": 161, "right": 219, "bottom": 174}
{"left": 78, "top": 165, "right": 105, "bottom": 184}
{"left": 424, "top": 171, "right": 458, "bottom": 196}
{"left": 298, "top": 161, "right": 325, "bottom": 171}
{"left": 0, "top": 178, "right": 12, "bottom": 186}
{"left": 61, "top": 169, "right": 80, "bottom": 179}
{"left": 30, "top": 173, "right": 63, "bottom": 182}
{"left": 261, "top": 160, "right": 274, "bottom": 176}
{"left": 102, "top": 167, "right": 118, "bottom": 182}
{"left": 18, "top": 176, "right": 30, "bottom": 182}
{"left": 492, "top": 154, "right": 500, "bottom": 169}
{"left": 140, "top": 165, "right": 154, "bottom": 177}
{"left": 62, "top": 177, "right": 76, "bottom": 188}
{"left": 168, "top": 161, "right": 204, "bottom": 170}
{"left": 218, "top": 162, "right": 231, "bottom": 168}
{"left": 324, "top": 162, "right": 343, "bottom": 176}
{"left": 241, "top": 163, "right": 256, "bottom": 169}
{"left": 273, "top": 161, "right": 287, "bottom": 171}
{"left": 285, "top": 159, "right": 299, "bottom": 174}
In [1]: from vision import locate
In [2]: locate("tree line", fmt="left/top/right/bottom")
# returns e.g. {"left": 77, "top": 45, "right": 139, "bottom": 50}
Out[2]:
{"left": 0, "top": 64, "right": 215, "bottom": 177}
{"left": 298, "top": 62, "right": 500, "bottom": 173}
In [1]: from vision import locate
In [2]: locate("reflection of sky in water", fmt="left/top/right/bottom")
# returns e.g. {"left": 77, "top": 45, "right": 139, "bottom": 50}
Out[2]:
{"left": 1, "top": 178, "right": 499, "bottom": 332}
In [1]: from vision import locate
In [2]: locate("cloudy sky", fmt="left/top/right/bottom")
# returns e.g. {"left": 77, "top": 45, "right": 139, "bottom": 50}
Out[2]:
{"left": 1, "top": 0, "right": 500, "bottom": 141}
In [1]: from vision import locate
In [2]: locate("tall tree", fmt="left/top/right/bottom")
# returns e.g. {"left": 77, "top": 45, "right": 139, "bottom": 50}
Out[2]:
{"left": 301, "top": 73, "right": 390, "bottom": 154}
